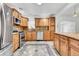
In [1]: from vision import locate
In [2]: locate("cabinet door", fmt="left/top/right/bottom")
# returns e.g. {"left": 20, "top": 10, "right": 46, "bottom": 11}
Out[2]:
{"left": 20, "top": 17, "right": 28, "bottom": 26}
{"left": 50, "top": 26, "right": 55, "bottom": 31}
{"left": 54, "top": 34, "right": 60, "bottom": 52}
{"left": 12, "top": 9, "right": 19, "bottom": 18}
{"left": 35, "top": 19, "right": 39, "bottom": 26}
{"left": 12, "top": 33, "right": 20, "bottom": 52}
{"left": 60, "top": 36, "right": 69, "bottom": 56}
{"left": 44, "top": 31, "right": 50, "bottom": 40}
{"left": 50, "top": 32, "right": 54, "bottom": 41}
{"left": 39, "top": 20, "right": 44, "bottom": 26}
{"left": 69, "top": 38, "right": 79, "bottom": 56}
{"left": 31, "top": 31, "right": 36, "bottom": 40}
{"left": 25, "top": 32, "right": 31, "bottom": 40}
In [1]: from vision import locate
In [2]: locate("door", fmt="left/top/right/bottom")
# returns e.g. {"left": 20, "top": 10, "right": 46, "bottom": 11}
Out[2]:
{"left": 37, "top": 31, "right": 43, "bottom": 40}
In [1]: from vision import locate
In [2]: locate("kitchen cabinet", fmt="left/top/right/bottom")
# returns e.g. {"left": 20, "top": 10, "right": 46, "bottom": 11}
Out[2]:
{"left": 69, "top": 38, "right": 79, "bottom": 56}
{"left": 31, "top": 31, "right": 36, "bottom": 40}
{"left": 44, "top": 31, "right": 50, "bottom": 40}
{"left": 60, "top": 35, "right": 69, "bottom": 56}
{"left": 25, "top": 31, "right": 31, "bottom": 40}
{"left": 35, "top": 18, "right": 49, "bottom": 26}
{"left": 54, "top": 33, "right": 79, "bottom": 56}
{"left": 12, "top": 8, "right": 20, "bottom": 18}
{"left": 20, "top": 16, "right": 28, "bottom": 27}
{"left": 35, "top": 18, "right": 49, "bottom": 31}
{"left": 35, "top": 18, "right": 40, "bottom": 26}
{"left": 50, "top": 31, "right": 54, "bottom": 41}
{"left": 25, "top": 31, "right": 36, "bottom": 41}
{"left": 54, "top": 34, "right": 60, "bottom": 52}
{"left": 12, "top": 32, "right": 20, "bottom": 52}
{"left": 49, "top": 17, "right": 55, "bottom": 31}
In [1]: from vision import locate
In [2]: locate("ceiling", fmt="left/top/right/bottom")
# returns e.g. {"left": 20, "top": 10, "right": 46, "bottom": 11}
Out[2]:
{"left": 61, "top": 4, "right": 79, "bottom": 17}
{"left": 7, "top": 3, "right": 68, "bottom": 17}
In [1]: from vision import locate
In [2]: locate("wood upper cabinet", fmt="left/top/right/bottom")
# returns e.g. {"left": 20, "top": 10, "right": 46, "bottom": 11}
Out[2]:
{"left": 12, "top": 32, "right": 20, "bottom": 52}
{"left": 20, "top": 16, "right": 28, "bottom": 27}
{"left": 54, "top": 34, "right": 60, "bottom": 52}
{"left": 35, "top": 20, "right": 39, "bottom": 26}
{"left": 60, "top": 35, "right": 69, "bottom": 56}
{"left": 44, "top": 31, "right": 50, "bottom": 40}
{"left": 49, "top": 17, "right": 55, "bottom": 31}
{"left": 25, "top": 31, "right": 36, "bottom": 41}
{"left": 12, "top": 8, "right": 19, "bottom": 18}
{"left": 69, "top": 38, "right": 79, "bottom": 56}
{"left": 49, "top": 17, "right": 55, "bottom": 26}
{"left": 35, "top": 18, "right": 49, "bottom": 26}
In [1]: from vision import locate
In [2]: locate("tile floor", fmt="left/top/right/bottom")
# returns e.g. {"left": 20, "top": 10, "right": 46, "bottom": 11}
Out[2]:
{"left": 0, "top": 41, "right": 59, "bottom": 56}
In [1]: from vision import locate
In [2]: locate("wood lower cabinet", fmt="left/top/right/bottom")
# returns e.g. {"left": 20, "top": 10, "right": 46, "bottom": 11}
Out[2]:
{"left": 25, "top": 32, "right": 31, "bottom": 40}
{"left": 25, "top": 31, "right": 36, "bottom": 41}
{"left": 69, "top": 38, "right": 79, "bottom": 56}
{"left": 54, "top": 34, "right": 60, "bottom": 52}
{"left": 12, "top": 32, "right": 20, "bottom": 52}
{"left": 54, "top": 33, "right": 79, "bottom": 56}
{"left": 44, "top": 31, "right": 50, "bottom": 40}
{"left": 50, "top": 31, "right": 54, "bottom": 41}
{"left": 31, "top": 31, "right": 36, "bottom": 40}
{"left": 60, "top": 36, "right": 69, "bottom": 56}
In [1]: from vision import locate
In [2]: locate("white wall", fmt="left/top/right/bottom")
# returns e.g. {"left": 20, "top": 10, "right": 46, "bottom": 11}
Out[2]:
{"left": 56, "top": 16, "right": 77, "bottom": 33}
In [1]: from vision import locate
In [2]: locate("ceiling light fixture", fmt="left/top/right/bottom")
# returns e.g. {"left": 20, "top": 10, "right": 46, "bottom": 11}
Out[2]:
{"left": 73, "top": 6, "right": 78, "bottom": 17}
{"left": 37, "top": 3, "right": 42, "bottom": 5}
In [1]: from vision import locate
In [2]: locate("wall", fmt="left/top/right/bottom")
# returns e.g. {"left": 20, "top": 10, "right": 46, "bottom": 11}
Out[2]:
{"left": 56, "top": 16, "right": 77, "bottom": 33}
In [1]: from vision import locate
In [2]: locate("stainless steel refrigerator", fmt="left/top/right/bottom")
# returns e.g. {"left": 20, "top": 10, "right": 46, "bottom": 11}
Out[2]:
{"left": 0, "top": 4, "right": 13, "bottom": 50}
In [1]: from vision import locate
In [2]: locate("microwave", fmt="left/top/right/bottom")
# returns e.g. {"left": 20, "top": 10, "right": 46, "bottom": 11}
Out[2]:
{"left": 13, "top": 16, "right": 20, "bottom": 25}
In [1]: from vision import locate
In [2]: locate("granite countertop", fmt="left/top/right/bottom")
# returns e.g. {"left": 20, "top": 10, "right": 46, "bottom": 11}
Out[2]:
{"left": 55, "top": 32, "right": 79, "bottom": 40}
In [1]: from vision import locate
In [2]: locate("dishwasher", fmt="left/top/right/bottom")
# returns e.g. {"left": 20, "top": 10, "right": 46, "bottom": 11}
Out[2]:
{"left": 37, "top": 31, "right": 43, "bottom": 40}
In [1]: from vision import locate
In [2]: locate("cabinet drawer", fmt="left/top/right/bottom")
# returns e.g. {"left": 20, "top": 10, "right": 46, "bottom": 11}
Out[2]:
{"left": 71, "top": 48, "right": 79, "bottom": 56}
{"left": 70, "top": 38, "right": 79, "bottom": 48}
{"left": 60, "top": 36, "right": 68, "bottom": 42}
{"left": 69, "top": 44, "right": 79, "bottom": 56}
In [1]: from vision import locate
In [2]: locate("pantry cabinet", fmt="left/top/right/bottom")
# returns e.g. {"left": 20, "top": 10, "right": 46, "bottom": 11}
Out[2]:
{"left": 49, "top": 17, "right": 55, "bottom": 31}
{"left": 50, "top": 31, "right": 55, "bottom": 41}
